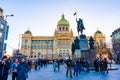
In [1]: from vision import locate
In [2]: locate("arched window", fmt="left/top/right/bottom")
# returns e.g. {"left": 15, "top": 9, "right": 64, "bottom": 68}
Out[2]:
{"left": 59, "top": 27, "right": 62, "bottom": 31}
{"left": 66, "top": 27, "right": 68, "bottom": 31}
{"left": 63, "top": 27, "right": 64, "bottom": 31}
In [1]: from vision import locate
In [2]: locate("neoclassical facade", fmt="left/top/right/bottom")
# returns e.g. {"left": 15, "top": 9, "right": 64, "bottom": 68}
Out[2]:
{"left": 21, "top": 14, "right": 75, "bottom": 60}
{"left": 20, "top": 14, "right": 106, "bottom": 60}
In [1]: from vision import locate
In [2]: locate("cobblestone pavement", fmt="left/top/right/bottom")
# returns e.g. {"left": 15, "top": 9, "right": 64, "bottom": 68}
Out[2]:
{"left": 8, "top": 64, "right": 120, "bottom": 80}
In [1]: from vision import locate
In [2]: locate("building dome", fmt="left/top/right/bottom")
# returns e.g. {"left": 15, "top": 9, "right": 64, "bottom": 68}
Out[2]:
{"left": 58, "top": 14, "right": 69, "bottom": 25}
{"left": 24, "top": 30, "right": 32, "bottom": 34}
{"left": 95, "top": 30, "right": 102, "bottom": 34}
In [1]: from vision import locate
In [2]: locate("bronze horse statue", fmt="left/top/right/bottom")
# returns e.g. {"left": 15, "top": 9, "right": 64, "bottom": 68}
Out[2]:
{"left": 76, "top": 18, "right": 85, "bottom": 35}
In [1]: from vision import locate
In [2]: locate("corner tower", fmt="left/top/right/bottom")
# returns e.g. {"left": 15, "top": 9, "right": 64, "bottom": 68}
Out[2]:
{"left": 94, "top": 29, "right": 106, "bottom": 46}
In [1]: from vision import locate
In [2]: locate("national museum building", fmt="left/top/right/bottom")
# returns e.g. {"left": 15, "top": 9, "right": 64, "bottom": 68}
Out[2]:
{"left": 20, "top": 14, "right": 106, "bottom": 60}
{"left": 21, "top": 14, "right": 75, "bottom": 60}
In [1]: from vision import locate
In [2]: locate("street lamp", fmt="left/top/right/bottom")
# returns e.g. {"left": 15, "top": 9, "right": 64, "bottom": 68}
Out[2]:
{"left": 5, "top": 14, "right": 14, "bottom": 21}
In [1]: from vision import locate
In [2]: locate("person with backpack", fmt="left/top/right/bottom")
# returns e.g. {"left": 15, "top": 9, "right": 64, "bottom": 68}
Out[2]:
{"left": 65, "top": 56, "right": 73, "bottom": 78}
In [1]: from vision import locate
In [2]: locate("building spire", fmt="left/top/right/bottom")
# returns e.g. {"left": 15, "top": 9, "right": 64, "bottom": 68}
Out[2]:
{"left": 62, "top": 13, "right": 65, "bottom": 19}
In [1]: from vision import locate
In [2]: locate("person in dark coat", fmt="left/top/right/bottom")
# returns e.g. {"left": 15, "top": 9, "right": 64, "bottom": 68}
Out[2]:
{"left": 65, "top": 56, "right": 73, "bottom": 78}
{"left": 103, "top": 58, "right": 108, "bottom": 73}
{"left": 57, "top": 60, "right": 60, "bottom": 71}
{"left": 34, "top": 60, "right": 38, "bottom": 70}
{"left": 73, "top": 61, "right": 78, "bottom": 77}
{"left": 94, "top": 57, "right": 99, "bottom": 72}
{"left": 85, "top": 58, "right": 90, "bottom": 72}
{"left": 0, "top": 56, "right": 10, "bottom": 80}
{"left": 17, "top": 58, "right": 29, "bottom": 80}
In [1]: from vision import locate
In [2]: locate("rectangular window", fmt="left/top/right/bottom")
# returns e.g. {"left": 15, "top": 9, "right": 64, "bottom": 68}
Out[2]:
{"left": 42, "top": 45, "right": 44, "bottom": 49}
{"left": 42, "top": 40, "right": 45, "bottom": 45}
{"left": 47, "top": 40, "right": 51, "bottom": 44}
{"left": 31, "top": 45, "right": 34, "bottom": 49}
{"left": 36, "top": 40, "right": 40, "bottom": 44}
{"left": 38, "top": 40, "right": 40, "bottom": 44}
{"left": 24, "top": 45, "right": 27, "bottom": 49}
{"left": 66, "top": 44, "right": 68, "bottom": 48}
{"left": 48, "top": 45, "right": 51, "bottom": 49}
{"left": 38, "top": 45, "right": 40, "bottom": 49}
{"left": 25, "top": 39, "right": 28, "bottom": 43}
{"left": 32, "top": 40, "right": 35, "bottom": 44}
{"left": 35, "top": 40, "right": 37, "bottom": 44}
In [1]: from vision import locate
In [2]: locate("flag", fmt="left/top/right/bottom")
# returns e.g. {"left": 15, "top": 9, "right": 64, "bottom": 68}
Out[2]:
{"left": 73, "top": 12, "right": 77, "bottom": 16}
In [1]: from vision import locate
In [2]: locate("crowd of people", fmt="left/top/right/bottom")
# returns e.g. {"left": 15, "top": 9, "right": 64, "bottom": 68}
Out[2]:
{"left": 0, "top": 56, "right": 29, "bottom": 80}
{"left": 94, "top": 57, "right": 109, "bottom": 73}
{"left": 33, "top": 59, "right": 48, "bottom": 70}
{"left": 64, "top": 56, "right": 91, "bottom": 78}
{"left": 64, "top": 56, "right": 109, "bottom": 78}
{"left": 0, "top": 55, "right": 109, "bottom": 80}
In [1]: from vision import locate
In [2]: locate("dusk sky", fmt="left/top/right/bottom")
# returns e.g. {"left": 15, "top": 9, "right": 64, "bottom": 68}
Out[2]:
{"left": 0, "top": 0, "right": 120, "bottom": 55}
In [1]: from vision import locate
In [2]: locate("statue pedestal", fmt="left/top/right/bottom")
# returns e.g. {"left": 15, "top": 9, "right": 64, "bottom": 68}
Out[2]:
{"left": 79, "top": 34, "right": 88, "bottom": 50}
{"left": 75, "top": 49, "right": 81, "bottom": 58}
{"left": 89, "top": 49, "right": 97, "bottom": 66}
{"left": 81, "top": 50, "right": 89, "bottom": 58}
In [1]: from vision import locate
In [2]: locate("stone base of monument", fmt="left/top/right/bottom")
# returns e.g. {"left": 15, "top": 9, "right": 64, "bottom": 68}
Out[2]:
{"left": 81, "top": 50, "right": 90, "bottom": 58}
{"left": 75, "top": 49, "right": 81, "bottom": 58}
{"left": 72, "top": 49, "right": 81, "bottom": 62}
{"left": 81, "top": 49, "right": 97, "bottom": 66}
{"left": 79, "top": 34, "right": 88, "bottom": 50}
{"left": 89, "top": 50, "right": 97, "bottom": 66}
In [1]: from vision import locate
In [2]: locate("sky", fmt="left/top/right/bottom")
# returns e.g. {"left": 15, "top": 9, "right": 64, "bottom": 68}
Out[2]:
{"left": 0, "top": 0, "right": 120, "bottom": 55}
